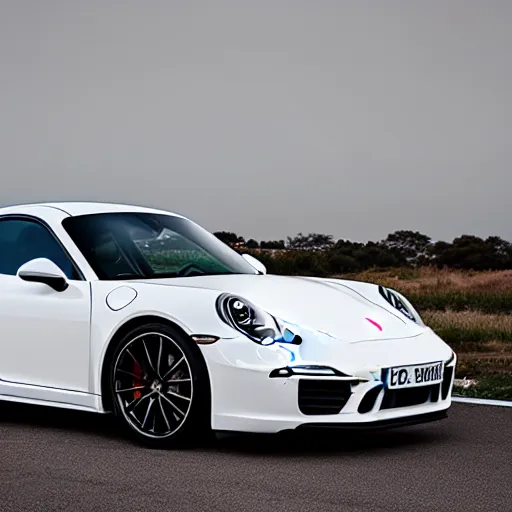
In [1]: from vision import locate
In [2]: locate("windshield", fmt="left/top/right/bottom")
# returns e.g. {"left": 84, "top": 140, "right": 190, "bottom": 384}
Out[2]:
{"left": 62, "top": 212, "right": 258, "bottom": 280}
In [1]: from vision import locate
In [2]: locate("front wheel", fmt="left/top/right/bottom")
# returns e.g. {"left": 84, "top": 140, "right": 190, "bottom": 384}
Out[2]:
{"left": 108, "top": 323, "right": 211, "bottom": 448}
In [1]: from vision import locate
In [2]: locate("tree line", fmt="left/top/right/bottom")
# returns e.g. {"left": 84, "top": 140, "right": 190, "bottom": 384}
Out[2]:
{"left": 213, "top": 229, "right": 512, "bottom": 275}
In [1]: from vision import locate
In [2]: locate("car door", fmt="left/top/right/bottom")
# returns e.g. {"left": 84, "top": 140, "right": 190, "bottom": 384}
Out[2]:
{"left": 0, "top": 217, "right": 91, "bottom": 393}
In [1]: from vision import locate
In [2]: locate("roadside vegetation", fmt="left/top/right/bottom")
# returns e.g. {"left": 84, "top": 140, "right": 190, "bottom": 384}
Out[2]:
{"left": 340, "top": 267, "right": 512, "bottom": 314}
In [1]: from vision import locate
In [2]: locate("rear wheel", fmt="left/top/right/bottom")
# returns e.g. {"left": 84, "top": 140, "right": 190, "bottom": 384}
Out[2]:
{"left": 108, "top": 323, "right": 211, "bottom": 448}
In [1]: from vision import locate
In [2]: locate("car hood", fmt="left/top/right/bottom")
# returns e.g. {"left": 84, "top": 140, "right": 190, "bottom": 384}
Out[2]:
{"left": 137, "top": 274, "right": 426, "bottom": 342}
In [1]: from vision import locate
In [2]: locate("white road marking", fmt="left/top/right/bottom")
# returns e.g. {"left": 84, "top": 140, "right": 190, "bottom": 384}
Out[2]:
{"left": 452, "top": 396, "right": 512, "bottom": 408}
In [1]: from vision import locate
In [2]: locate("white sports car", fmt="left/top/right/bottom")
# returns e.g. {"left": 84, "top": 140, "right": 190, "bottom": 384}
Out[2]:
{"left": 0, "top": 202, "right": 456, "bottom": 448}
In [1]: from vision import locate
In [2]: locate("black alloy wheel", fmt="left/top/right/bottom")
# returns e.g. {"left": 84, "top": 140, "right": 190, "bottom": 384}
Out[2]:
{"left": 109, "top": 323, "right": 211, "bottom": 448}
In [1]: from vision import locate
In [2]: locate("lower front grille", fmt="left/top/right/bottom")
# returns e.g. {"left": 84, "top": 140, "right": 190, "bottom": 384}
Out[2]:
{"left": 380, "top": 384, "right": 440, "bottom": 410}
{"left": 298, "top": 379, "right": 352, "bottom": 415}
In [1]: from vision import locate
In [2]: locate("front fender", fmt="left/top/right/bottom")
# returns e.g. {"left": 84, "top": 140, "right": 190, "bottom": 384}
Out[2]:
{"left": 89, "top": 281, "right": 237, "bottom": 398}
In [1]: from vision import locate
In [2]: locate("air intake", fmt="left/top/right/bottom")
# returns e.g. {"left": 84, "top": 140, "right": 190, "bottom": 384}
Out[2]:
{"left": 298, "top": 379, "right": 352, "bottom": 415}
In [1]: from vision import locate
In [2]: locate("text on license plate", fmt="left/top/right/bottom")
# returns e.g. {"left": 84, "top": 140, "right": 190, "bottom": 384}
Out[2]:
{"left": 388, "top": 361, "right": 444, "bottom": 389}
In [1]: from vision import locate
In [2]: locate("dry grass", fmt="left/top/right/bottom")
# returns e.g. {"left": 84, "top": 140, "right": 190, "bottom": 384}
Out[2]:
{"left": 422, "top": 309, "right": 512, "bottom": 351}
{"left": 422, "top": 309, "right": 512, "bottom": 378}
{"left": 423, "top": 310, "right": 512, "bottom": 337}
{"left": 338, "top": 267, "right": 512, "bottom": 314}
{"left": 456, "top": 354, "right": 512, "bottom": 375}
{"left": 340, "top": 267, "right": 512, "bottom": 295}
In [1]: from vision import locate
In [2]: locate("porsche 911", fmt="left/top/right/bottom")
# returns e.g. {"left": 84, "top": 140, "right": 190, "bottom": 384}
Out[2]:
{"left": 0, "top": 202, "right": 456, "bottom": 448}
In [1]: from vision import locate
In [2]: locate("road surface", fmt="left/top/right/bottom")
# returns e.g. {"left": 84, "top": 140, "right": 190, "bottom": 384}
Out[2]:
{"left": 0, "top": 402, "right": 510, "bottom": 512}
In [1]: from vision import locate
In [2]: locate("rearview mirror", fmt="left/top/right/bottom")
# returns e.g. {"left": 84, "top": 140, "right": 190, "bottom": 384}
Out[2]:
{"left": 17, "top": 258, "right": 69, "bottom": 292}
{"left": 242, "top": 253, "right": 267, "bottom": 274}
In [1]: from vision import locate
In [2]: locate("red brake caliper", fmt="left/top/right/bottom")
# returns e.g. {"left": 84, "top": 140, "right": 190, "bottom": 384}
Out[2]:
{"left": 133, "top": 359, "right": 143, "bottom": 400}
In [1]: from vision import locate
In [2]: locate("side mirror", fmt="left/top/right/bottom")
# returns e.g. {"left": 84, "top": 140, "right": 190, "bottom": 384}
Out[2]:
{"left": 242, "top": 253, "right": 267, "bottom": 274}
{"left": 17, "top": 258, "right": 69, "bottom": 292}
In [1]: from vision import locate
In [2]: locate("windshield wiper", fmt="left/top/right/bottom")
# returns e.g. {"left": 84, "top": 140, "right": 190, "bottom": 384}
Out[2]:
{"left": 110, "top": 272, "right": 146, "bottom": 280}
{"left": 151, "top": 271, "right": 245, "bottom": 279}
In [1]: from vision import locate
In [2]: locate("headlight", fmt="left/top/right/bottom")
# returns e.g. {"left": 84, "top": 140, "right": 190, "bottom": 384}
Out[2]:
{"left": 216, "top": 293, "right": 301, "bottom": 345}
{"left": 378, "top": 286, "right": 424, "bottom": 325}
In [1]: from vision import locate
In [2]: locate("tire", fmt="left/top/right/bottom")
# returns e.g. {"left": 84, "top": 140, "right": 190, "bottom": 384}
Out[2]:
{"left": 108, "top": 322, "right": 212, "bottom": 449}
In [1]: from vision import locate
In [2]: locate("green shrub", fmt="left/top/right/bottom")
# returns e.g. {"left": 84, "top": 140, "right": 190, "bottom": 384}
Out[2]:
{"left": 453, "top": 374, "right": 512, "bottom": 401}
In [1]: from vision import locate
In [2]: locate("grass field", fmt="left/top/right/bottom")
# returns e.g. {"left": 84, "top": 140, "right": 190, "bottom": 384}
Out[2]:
{"left": 337, "top": 267, "right": 512, "bottom": 401}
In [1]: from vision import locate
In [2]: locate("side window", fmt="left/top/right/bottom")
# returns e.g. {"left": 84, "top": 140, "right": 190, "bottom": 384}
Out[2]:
{"left": 0, "top": 219, "right": 78, "bottom": 280}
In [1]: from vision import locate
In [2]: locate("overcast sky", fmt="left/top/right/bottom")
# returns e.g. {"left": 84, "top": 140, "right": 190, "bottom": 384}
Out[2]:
{"left": 0, "top": 1, "right": 510, "bottom": 243}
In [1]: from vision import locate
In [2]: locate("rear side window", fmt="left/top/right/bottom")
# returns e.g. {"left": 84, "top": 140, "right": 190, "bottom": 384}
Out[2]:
{"left": 0, "top": 219, "right": 79, "bottom": 279}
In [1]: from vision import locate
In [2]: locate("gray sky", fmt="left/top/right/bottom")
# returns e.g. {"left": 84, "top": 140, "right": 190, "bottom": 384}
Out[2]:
{"left": 1, "top": 1, "right": 510, "bottom": 243}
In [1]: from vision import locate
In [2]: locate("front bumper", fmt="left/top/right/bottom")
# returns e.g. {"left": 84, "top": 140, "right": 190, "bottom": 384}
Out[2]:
{"left": 295, "top": 409, "right": 449, "bottom": 432}
{"left": 199, "top": 333, "right": 456, "bottom": 434}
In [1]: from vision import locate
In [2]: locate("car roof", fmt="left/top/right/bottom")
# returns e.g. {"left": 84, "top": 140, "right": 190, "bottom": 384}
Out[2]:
{"left": 0, "top": 201, "right": 185, "bottom": 218}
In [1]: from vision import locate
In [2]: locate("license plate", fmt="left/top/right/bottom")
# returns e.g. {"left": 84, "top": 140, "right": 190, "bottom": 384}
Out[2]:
{"left": 387, "top": 361, "right": 444, "bottom": 389}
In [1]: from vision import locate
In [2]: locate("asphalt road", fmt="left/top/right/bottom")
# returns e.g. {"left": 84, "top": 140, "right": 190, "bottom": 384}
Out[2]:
{"left": 0, "top": 402, "right": 510, "bottom": 512}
